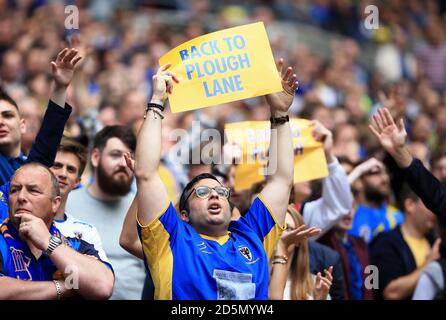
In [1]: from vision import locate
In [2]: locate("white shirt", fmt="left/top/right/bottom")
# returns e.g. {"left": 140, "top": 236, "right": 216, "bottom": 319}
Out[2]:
{"left": 302, "top": 157, "right": 353, "bottom": 238}
{"left": 55, "top": 213, "right": 109, "bottom": 264}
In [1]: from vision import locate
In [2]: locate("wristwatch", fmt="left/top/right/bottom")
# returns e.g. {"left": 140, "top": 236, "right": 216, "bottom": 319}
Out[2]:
{"left": 46, "top": 235, "right": 63, "bottom": 256}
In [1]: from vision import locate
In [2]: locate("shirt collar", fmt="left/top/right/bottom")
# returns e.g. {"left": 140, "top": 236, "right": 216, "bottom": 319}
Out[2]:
{"left": 199, "top": 232, "right": 231, "bottom": 245}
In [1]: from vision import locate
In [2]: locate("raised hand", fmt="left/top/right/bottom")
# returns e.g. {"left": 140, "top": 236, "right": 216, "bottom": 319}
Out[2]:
{"left": 313, "top": 266, "right": 333, "bottom": 300}
{"left": 265, "top": 59, "right": 299, "bottom": 116}
{"left": 310, "top": 120, "right": 334, "bottom": 163}
{"left": 279, "top": 224, "right": 321, "bottom": 253}
{"left": 66, "top": 34, "right": 92, "bottom": 69}
{"left": 51, "top": 48, "right": 82, "bottom": 88}
{"left": 348, "top": 157, "right": 385, "bottom": 184}
{"left": 425, "top": 238, "right": 441, "bottom": 266}
{"left": 17, "top": 213, "right": 52, "bottom": 251}
{"left": 355, "top": 157, "right": 384, "bottom": 173}
{"left": 369, "top": 107, "right": 406, "bottom": 152}
{"left": 124, "top": 152, "right": 135, "bottom": 173}
{"left": 368, "top": 107, "right": 412, "bottom": 167}
{"left": 378, "top": 87, "right": 406, "bottom": 119}
{"left": 151, "top": 63, "right": 179, "bottom": 105}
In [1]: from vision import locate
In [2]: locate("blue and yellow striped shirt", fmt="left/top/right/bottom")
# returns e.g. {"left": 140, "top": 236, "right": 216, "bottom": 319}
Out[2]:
{"left": 137, "top": 196, "right": 284, "bottom": 300}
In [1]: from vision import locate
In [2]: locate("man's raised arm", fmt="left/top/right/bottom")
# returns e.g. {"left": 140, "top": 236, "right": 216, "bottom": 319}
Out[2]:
{"left": 369, "top": 106, "right": 446, "bottom": 225}
{"left": 27, "top": 47, "right": 82, "bottom": 167}
{"left": 259, "top": 59, "right": 298, "bottom": 226}
{"left": 135, "top": 64, "right": 179, "bottom": 226}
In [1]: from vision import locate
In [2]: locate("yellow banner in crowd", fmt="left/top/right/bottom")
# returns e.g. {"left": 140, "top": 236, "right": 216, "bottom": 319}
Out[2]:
{"left": 225, "top": 119, "right": 329, "bottom": 191}
{"left": 159, "top": 22, "right": 282, "bottom": 113}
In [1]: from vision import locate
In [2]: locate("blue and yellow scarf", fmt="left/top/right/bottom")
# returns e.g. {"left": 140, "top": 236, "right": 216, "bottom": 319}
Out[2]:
{"left": 0, "top": 218, "right": 69, "bottom": 281}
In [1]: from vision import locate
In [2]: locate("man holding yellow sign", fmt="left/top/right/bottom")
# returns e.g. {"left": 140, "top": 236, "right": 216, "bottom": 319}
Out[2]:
{"left": 134, "top": 56, "right": 297, "bottom": 299}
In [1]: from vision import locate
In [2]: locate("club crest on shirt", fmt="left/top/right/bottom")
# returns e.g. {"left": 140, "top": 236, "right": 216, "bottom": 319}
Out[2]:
{"left": 74, "top": 231, "right": 83, "bottom": 240}
{"left": 10, "top": 247, "right": 32, "bottom": 280}
{"left": 238, "top": 246, "right": 252, "bottom": 261}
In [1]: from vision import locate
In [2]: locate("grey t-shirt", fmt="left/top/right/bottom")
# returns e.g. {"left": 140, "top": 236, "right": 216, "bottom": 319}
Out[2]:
{"left": 66, "top": 187, "right": 145, "bottom": 300}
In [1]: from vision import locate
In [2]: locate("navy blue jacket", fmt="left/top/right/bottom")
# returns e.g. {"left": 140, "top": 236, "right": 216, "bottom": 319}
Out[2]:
{"left": 370, "top": 225, "right": 435, "bottom": 300}
{"left": 0, "top": 100, "right": 72, "bottom": 185}
{"left": 403, "top": 158, "right": 446, "bottom": 226}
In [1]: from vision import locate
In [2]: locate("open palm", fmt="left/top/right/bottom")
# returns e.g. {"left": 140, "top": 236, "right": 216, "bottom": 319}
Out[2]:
{"left": 265, "top": 59, "right": 298, "bottom": 113}
{"left": 313, "top": 266, "right": 333, "bottom": 300}
{"left": 280, "top": 224, "right": 321, "bottom": 253}
{"left": 369, "top": 107, "right": 407, "bottom": 154}
{"left": 51, "top": 48, "right": 82, "bottom": 87}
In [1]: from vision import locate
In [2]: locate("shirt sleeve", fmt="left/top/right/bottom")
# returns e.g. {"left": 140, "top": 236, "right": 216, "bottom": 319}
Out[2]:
{"left": 26, "top": 100, "right": 72, "bottom": 167}
{"left": 0, "top": 266, "right": 5, "bottom": 277}
{"left": 137, "top": 202, "right": 181, "bottom": 243}
{"left": 136, "top": 202, "right": 181, "bottom": 299}
{"left": 0, "top": 253, "right": 5, "bottom": 276}
{"left": 69, "top": 238, "right": 114, "bottom": 273}
{"left": 412, "top": 272, "right": 438, "bottom": 300}
{"left": 82, "top": 224, "right": 110, "bottom": 265}
{"left": 137, "top": 202, "right": 182, "bottom": 257}
{"left": 0, "top": 182, "right": 9, "bottom": 222}
{"left": 403, "top": 158, "right": 446, "bottom": 226}
{"left": 0, "top": 236, "right": 7, "bottom": 276}
{"left": 303, "top": 158, "right": 353, "bottom": 238}
{"left": 240, "top": 196, "right": 285, "bottom": 259}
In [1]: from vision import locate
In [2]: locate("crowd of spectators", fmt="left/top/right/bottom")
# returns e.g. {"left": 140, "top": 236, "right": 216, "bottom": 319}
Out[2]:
{"left": 1, "top": 0, "right": 446, "bottom": 300}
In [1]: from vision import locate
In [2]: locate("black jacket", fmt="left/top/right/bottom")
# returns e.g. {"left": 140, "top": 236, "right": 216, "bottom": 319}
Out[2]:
{"left": 403, "top": 158, "right": 446, "bottom": 226}
{"left": 370, "top": 225, "right": 435, "bottom": 300}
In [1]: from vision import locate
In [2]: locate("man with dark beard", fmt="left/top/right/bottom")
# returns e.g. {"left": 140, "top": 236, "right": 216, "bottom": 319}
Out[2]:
{"left": 349, "top": 160, "right": 404, "bottom": 244}
{"left": 66, "top": 126, "right": 146, "bottom": 299}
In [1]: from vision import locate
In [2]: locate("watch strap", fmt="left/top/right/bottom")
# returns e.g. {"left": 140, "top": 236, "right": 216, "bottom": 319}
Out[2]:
{"left": 46, "top": 236, "right": 63, "bottom": 256}
{"left": 270, "top": 115, "right": 289, "bottom": 125}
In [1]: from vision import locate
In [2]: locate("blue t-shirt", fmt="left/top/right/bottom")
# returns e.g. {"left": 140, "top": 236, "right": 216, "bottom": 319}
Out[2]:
{"left": 349, "top": 203, "right": 404, "bottom": 244}
{"left": 0, "top": 182, "right": 8, "bottom": 222}
{"left": 0, "top": 218, "right": 112, "bottom": 280}
{"left": 342, "top": 239, "right": 364, "bottom": 300}
{"left": 138, "top": 196, "right": 284, "bottom": 300}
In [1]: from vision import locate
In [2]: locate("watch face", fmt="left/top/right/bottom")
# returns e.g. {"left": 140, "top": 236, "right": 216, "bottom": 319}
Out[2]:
{"left": 50, "top": 236, "right": 63, "bottom": 246}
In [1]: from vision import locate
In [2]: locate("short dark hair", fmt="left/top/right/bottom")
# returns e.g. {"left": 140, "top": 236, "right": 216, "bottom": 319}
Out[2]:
{"left": 0, "top": 87, "right": 19, "bottom": 110}
{"left": 431, "top": 147, "right": 446, "bottom": 168}
{"left": 12, "top": 163, "right": 60, "bottom": 198}
{"left": 396, "top": 183, "right": 419, "bottom": 212}
{"left": 58, "top": 137, "right": 88, "bottom": 177}
{"left": 179, "top": 173, "right": 221, "bottom": 213}
{"left": 93, "top": 125, "right": 136, "bottom": 152}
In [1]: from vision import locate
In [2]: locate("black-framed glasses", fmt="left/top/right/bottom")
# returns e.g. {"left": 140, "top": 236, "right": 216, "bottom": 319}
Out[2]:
{"left": 185, "top": 186, "right": 230, "bottom": 203}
